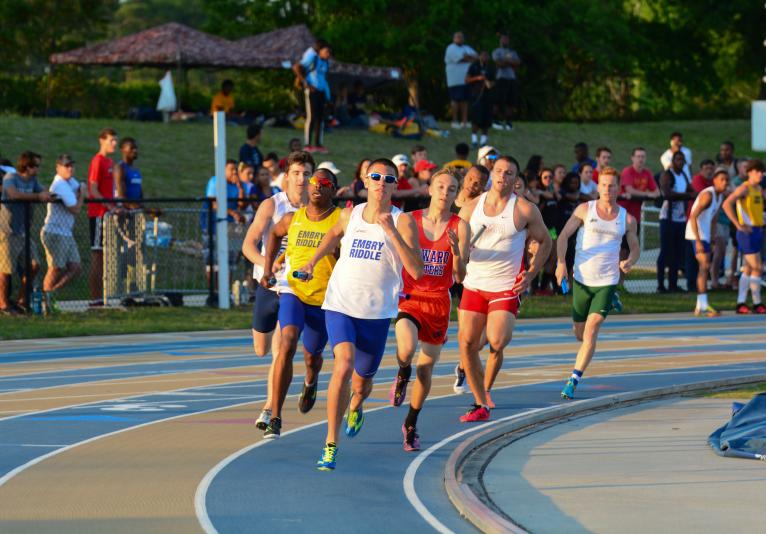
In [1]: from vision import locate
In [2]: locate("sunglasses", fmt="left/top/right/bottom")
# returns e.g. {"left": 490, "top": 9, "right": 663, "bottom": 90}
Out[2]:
{"left": 309, "top": 175, "right": 334, "bottom": 188}
{"left": 486, "top": 154, "right": 498, "bottom": 160}
{"left": 367, "top": 172, "right": 397, "bottom": 184}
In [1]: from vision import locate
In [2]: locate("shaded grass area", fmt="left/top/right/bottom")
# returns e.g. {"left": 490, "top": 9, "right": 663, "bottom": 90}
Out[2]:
{"left": 705, "top": 383, "right": 766, "bottom": 400}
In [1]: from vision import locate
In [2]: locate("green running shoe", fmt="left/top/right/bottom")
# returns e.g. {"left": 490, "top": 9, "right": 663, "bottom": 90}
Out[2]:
{"left": 344, "top": 407, "right": 365, "bottom": 438}
{"left": 561, "top": 378, "right": 577, "bottom": 400}
{"left": 316, "top": 444, "right": 337, "bottom": 471}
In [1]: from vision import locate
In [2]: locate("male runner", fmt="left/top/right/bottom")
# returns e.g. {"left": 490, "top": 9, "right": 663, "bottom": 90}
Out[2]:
{"left": 722, "top": 159, "right": 766, "bottom": 314}
{"left": 296, "top": 158, "right": 423, "bottom": 470}
{"left": 389, "top": 168, "right": 470, "bottom": 451}
{"left": 242, "top": 151, "right": 311, "bottom": 429}
{"left": 457, "top": 155, "right": 552, "bottom": 421}
{"left": 685, "top": 167, "right": 729, "bottom": 317}
{"left": 259, "top": 168, "right": 341, "bottom": 439}
{"left": 555, "top": 167, "right": 639, "bottom": 399}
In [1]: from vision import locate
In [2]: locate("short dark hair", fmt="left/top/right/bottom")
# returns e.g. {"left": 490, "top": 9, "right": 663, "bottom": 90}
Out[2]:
{"left": 496, "top": 155, "right": 520, "bottom": 173}
{"left": 246, "top": 123, "right": 262, "bottom": 140}
{"left": 17, "top": 151, "right": 41, "bottom": 173}
{"left": 595, "top": 146, "right": 611, "bottom": 157}
{"left": 286, "top": 151, "right": 315, "bottom": 173}
{"left": 265, "top": 152, "right": 279, "bottom": 162}
{"left": 670, "top": 131, "right": 683, "bottom": 139}
{"left": 700, "top": 159, "right": 715, "bottom": 168}
{"left": 722, "top": 140, "right": 734, "bottom": 150}
{"left": 631, "top": 147, "right": 646, "bottom": 156}
{"left": 99, "top": 127, "right": 117, "bottom": 140}
{"left": 222, "top": 79, "right": 234, "bottom": 90}
{"left": 226, "top": 158, "right": 237, "bottom": 166}
{"left": 579, "top": 162, "right": 594, "bottom": 173}
{"left": 746, "top": 159, "right": 765, "bottom": 173}
{"left": 455, "top": 142, "right": 469, "bottom": 158}
{"left": 411, "top": 144, "right": 426, "bottom": 155}
{"left": 315, "top": 38, "right": 331, "bottom": 51}
{"left": 288, "top": 137, "right": 301, "bottom": 148}
{"left": 574, "top": 142, "right": 588, "bottom": 150}
{"left": 367, "top": 158, "right": 397, "bottom": 176}
{"left": 469, "top": 164, "right": 490, "bottom": 182}
{"left": 354, "top": 158, "right": 372, "bottom": 180}
{"left": 120, "top": 137, "right": 136, "bottom": 148}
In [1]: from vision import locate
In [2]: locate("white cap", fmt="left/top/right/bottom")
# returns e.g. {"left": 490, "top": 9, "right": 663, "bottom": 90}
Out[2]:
{"left": 317, "top": 161, "right": 341, "bottom": 175}
{"left": 392, "top": 154, "right": 410, "bottom": 167}
{"left": 477, "top": 145, "right": 498, "bottom": 162}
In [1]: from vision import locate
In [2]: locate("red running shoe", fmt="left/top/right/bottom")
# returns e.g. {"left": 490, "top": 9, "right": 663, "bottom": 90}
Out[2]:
{"left": 736, "top": 303, "right": 752, "bottom": 314}
{"left": 754, "top": 304, "right": 766, "bottom": 314}
{"left": 459, "top": 405, "right": 490, "bottom": 422}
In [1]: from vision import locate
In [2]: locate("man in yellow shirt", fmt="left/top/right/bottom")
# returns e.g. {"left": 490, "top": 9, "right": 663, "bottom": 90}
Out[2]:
{"left": 443, "top": 142, "right": 472, "bottom": 171}
{"left": 259, "top": 167, "right": 341, "bottom": 439}
{"left": 210, "top": 79, "right": 235, "bottom": 115}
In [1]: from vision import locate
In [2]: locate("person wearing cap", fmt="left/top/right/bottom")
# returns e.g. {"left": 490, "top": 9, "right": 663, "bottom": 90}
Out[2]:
{"left": 317, "top": 161, "right": 341, "bottom": 176}
{"left": 391, "top": 154, "right": 413, "bottom": 209}
{"left": 40, "top": 154, "right": 83, "bottom": 313}
{"left": 413, "top": 160, "right": 437, "bottom": 184}
{"left": 477, "top": 146, "right": 499, "bottom": 190}
{"left": 684, "top": 167, "right": 729, "bottom": 317}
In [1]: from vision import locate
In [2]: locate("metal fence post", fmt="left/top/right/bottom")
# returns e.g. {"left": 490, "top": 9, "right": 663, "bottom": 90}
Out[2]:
{"left": 23, "top": 200, "right": 32, "bottom": 311}
{"left": 207, "top": 200, "right": 215, "bottom": 306}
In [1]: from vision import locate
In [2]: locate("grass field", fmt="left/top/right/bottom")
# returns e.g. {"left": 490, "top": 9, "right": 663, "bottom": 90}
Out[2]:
{"left": 706, "top": 383, "right": 766, "bottom": 399}
{"left": 1, "top": 116, "right": 763, "bottom": 196}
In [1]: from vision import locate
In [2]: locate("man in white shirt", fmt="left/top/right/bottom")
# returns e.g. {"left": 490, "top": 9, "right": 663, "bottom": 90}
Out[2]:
{"left": 444, "top": 31, "right": 477, "bottom": 129}
{"left": 41, "top": 154, "right": 83, "bottom": 310}
{"left": 660, "top": 131, "right": 693, "bottom": 178}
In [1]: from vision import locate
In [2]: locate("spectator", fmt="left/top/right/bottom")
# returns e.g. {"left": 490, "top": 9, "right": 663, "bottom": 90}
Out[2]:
{"left": 87, "top": 128, "right": 118, "bottom": 306}
{"left": 660, "top": 131, "right": 693, "bottom": 178}
{"left": 336, "top": 158, "right": 370, "bottom": 200}
{"left": 238, "top": 162, "right": 258, "bottom": 218}
{"left": 113, "top": 137, "right": 142, "bottom": 209}
{"left": 716, "top": 141, "right": 737, "bottom": 178}
{"left": 578, "top": 162, "right": 597, "bottom": 200}
{"left": 317, "top": 161, "right": 342, "bottom": 178}
{"left": 203, "top": 159, "right": 245, "bottom": 287}
{"left": 264, "top": 152, "right": 284, "bottom": 191}
{"left": 41, "top": 154, "right": 83, "bottom": 312}
{"left": 477, "top": 145, "right": 498, "bottom": 172}
{"left": 392, "top": 154, "right": 411, "bottom": 182}
{"left": 211, "top": 79, "right": 235, "bottom": 116}
{"left": 465, "top": 50, "right": 496, "bottom": 148}
{"left": 571, "top": 142, "right": 597, "bottom": 173}
{"left": 293, "top": 38, "right": 332, "bottom": 153}
{"left": 657, "top": 150, "right": 694, "bottom": 293}
{"left": 619, "top": 147, "right": 659, "bottom": 235}
{"left": 491, "top": 33, "right": 521, "bottom": 131}
{"left": 444, "top": 31, "right": 477, "bottom": 129}
{"left": 454, "top": 164, "right": 489, "bottom": 212}
{"left": 0, "top": 151, "right": 49, "bottom": 314}
{"left": 556, "top": 172, "right": 582, "bottom": 278}
{"left": 239, "top": 124, "right": 264, "bottom": 173}
{"left": 692, "top": 159, "right": 715, "bottom": 193}
{"left": 592, "top": 146, "right": 612, "bottom": 182}
{"left": 523, "top": 155, "right": 544, "bottom": 182}
{"left": 552, "top": 164, "right": 567, "bottom": 189}
{"left": 535, "top": 167, "right": 560, "bottom": 294}
{"left": 411, "top": 145, "right": 428, "bottom": 166}
{"left": 444, "top": 143, "right": 472, "bottom": 170}
{"left": 278, "top": 139, "right": 303, "bottom": 171}
{"left": 413, "top": 159, "right": 437, "bottom": 185}
{"left": 253, "top": 166, "right": 280, "bottom": 207}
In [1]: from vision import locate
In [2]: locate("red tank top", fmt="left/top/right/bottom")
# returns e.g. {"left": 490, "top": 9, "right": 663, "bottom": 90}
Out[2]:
{"left": 402, "top": 210, "right": 460, "bottom": 294}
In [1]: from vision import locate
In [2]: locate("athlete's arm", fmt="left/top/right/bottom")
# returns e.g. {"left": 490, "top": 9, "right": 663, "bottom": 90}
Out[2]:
{"left": 689, "top": 191, "right": 712, "bottom": 254}
{"left": 113, "top": 163, "right": 126, "bottom": 199}
{"left": 513, "top": 199, "right": 552, "bottom": 294}
{"left": 621, "top": 214, "right": 640, "bottom": 273}
{"left": 299, "top": 207, "right": 351, "bottom": 278}
{"left": 242, "top": 197, "right": 275, "bottom": 265}
{"left": 451, "top": 219, "right": 470, "bottom": 284}
{"left": 260, "top": 212, "right": 293, "bottom": 288}
{"left": 555, "top": 202, "right": 587, "bottom": 285}
{"left": 722, "top": 183, "right": 749, "bottom": 233}
{"left": 384, "top": 211, "right": 424, "bottom": 280}
{"left": 457, "top": 196, "right": 479, "bottom": 223}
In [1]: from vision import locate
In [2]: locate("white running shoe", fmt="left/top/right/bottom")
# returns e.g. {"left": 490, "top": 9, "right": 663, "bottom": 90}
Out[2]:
{"left": 255, "top": 409, "right": 271, "bottom": 430}
{"left": 453, "top": 364, "right": 467, "bottom": 394}
{"left": 492, "top": 122, "right": 505, "bottom": 130}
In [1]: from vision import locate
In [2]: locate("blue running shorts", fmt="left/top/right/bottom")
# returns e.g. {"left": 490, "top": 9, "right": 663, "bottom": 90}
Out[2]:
{"left": 324, "top": 310, "right": 391, "bottom": 378}
{"left": 252, "top": 285, "right": 280, "bottom": 333}
{"left": 278, "top": 293, "right": 328, "bottom": 356}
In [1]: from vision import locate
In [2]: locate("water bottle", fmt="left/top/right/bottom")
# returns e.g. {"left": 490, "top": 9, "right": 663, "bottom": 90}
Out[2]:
{"left": 561, "top": 278, "right": 569, "bottom": 295}
{"left": 232, "top": 280, "right": 241, "bottom": 306}
{"left": 32, "top": 288, "right": 43, "bottom": 315}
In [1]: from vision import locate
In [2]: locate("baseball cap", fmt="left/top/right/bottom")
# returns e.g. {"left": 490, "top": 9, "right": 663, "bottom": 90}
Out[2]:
{"left": 414, "top": 160, "right": 438, "bottom": 173}
{"left": 713, "top": 165, "right": 730, "bottom": 178}
{"left": 56, "top": 154, "right": 75, "bottom": 166}
{"left": 392, "top": 154, "right": 410, "bottom": 167}
{"left": 477, "top": 146, "right": 497, "bottom": 162}
{"left": 317, "top": 161, "right": 341, "bottom": 175}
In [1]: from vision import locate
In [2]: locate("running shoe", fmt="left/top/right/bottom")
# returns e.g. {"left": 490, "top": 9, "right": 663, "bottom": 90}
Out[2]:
{"left": 389, "top": 370, "right": 409, "bottom": 407}
{"left": 298, "top": 381, "right": 318, "bottom": 414}
{"left": 453, "top": 364, "right": 467, "bottom": 394}
{"left": 459, "top": 404, "right": 490, "bottom": 422}
{"left": 255, "top": 409, "right": 271, "bottom": 430}
{"left": 754, "top": 304, "right": 766, "bottom": 314}
{"left": 736, "top": 303, "right": 752, "bottom": 314}
{"left": 694, "top": 306, "right": 720, "bottom": 317}
{"left": 561, "top": 378, "right": 577, "bottom": 400}
{"left": 316, "top": 444, "right": 338, "bottom": 471}
{"left": 485, "top": 390, "right": 496, "bottom": 409}
{"left": 344, "top": 407, "right": 365, "bottom": 437}
{"left": 263, "top": 417, "right": 281, "bottom": 440}
{"left": 402, "top": 424, "right": 421, "bottom": 452}
{"left": 612, "top": 291, "right": 623, "bottom": 313}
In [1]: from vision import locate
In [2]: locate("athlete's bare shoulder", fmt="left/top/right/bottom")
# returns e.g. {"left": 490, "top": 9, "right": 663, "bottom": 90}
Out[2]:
{"left": 458, "top": 194, "right": 482, "bottom": 222}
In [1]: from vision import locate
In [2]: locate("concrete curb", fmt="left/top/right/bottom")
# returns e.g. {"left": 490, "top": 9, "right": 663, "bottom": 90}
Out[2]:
{"left": 444, "top": 374, "right": 766, "bottom": 534}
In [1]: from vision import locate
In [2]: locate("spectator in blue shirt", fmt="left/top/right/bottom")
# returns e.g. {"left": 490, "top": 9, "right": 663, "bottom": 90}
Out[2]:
{"left": 114, "top": 137, "right": 143, "bottom": 209}
{"left": 293, "top": 39, "right": 332, "bottom": 153}
{"left": 239, "top": 123, "right": 264, "bottom": 173}
{"left": 571, "top": 142, "right": 597, "bottom": 173}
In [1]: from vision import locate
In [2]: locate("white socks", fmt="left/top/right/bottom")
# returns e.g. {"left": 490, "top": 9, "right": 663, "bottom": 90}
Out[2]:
{"left": 738, "top": 273, "right": 750, "bottom": 303}
{"left": 696, "top": 293, "right": 708, "bottom": 310}
{"left": 750, "top": 277, "right": 762, "bottom": 305}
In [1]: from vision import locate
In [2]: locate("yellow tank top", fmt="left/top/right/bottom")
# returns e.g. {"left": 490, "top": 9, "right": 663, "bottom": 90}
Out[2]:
{"left": 285, "top": 206, "right": 341, "bottom": 306}
{"left": 736, "top": 184, "right": 764, "bottom": 226}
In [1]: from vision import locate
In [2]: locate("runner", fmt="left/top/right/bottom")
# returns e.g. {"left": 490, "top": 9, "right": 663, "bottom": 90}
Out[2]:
{"left": 295, "top": 158, "right": 423, "bottom": 470}
{"left": 389, "top": 168, "right": 470, "bottom": 451}
{"left": 457, "top": 155, "right": 552, "bottom": 422}
{"left": 685, "top": 167, "right": 729, "bottom": 317}
{"left": 242, "top": 151, "right": 311, "bottom": 429}
{"left": 555, "top": 167, "right": 640, "bottom": 399}
{"left": 258, "top": 168, "right": 341, "bottom": 439}
{"left": 722, "top": 159, "right": 766, "bottom": 314}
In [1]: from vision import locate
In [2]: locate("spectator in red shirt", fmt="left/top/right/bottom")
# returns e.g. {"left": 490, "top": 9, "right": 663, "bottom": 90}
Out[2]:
{"left": 592, "top": 146, "right": 612, "bottom": 183}
{"left": 619, "top": 147, "right": 659, "bottom": 230}
{"left": 87, "top": 127, "right": 117, "bottom": 306}
{"left": 692, "top": 159, "right": 715, "bottom": 192}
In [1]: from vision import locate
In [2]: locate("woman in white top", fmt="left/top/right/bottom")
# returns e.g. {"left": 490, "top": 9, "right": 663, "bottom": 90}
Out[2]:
{"left": 555, "top": 168, "right": 639, "bottom": 400}
{"left": 298, "top": 158, "right": 423, "bottom": 470}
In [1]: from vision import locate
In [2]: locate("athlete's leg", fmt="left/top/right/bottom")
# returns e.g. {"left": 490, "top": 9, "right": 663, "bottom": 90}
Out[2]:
{"left": 573, "top": 312, "right": 606, "bottom": 373}
{"left": 458, "top": 308, "right": 488, "bottom": 406}
{"left": 325, "top": 341, "right": 354, "bottom": 446}
{"left": 483, "top": 310, "right": 514, "bottom": 392}
{"left": 272, "top": 325, "right": 299, "bottom": 419}
{"left": 349, "top": 372, "right": 374, "bottom": 411}
{"left": 395, "top": 316, "right": 418, "bottom": 368}
{"left": 409, "top": 342, "right": 442, "bottom": 412}
{"left": 744, "top": 252, "right": 763, "bottom": 305}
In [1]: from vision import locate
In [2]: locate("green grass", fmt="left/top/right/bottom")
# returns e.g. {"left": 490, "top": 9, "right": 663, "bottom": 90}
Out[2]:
{"left": 705, "top": 383, "right": 766, "bottom": 399}
{"left": 1, "top": 116, "right": 763, "bottom": 195}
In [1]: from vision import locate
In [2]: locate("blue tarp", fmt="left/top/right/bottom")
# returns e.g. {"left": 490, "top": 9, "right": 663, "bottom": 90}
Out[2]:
{"left": 709, "top": 392, "right": 766, "bottom": 460}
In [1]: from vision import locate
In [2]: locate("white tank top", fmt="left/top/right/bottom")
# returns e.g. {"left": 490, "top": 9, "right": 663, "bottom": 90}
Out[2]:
{"left": 463, "top": 192, "right": 527, "bottom": 292}
{"left": 685, "top": 186, "right": 722, "bottom": 243}
{"left": 322, "top": 203, "right": 404, "bottom": 319}
{"left": 574, "top": 201, "right": 627, "bottom": 287}
{"left": 252, "top": 192, "right": 298, "bottom": 292}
